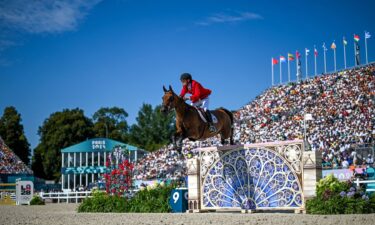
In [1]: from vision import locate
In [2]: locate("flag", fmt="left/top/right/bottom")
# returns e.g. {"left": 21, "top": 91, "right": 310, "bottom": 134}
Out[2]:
{"left": 280, "top": 56, "right": 286, "bottom": 63}
{"left": 365, "top": 31, "right": 371, "bottom": 39}
{"left": 323, "top": 43, "right": 327, "bottom": 51}
{"left": 354, "top": 34, "right": 360, "bottom": 42}
{"left": 331, "top": 42, "right": 336, "bottom": 49}
{"left": 272, "top": 58, "right": 278, "bottom": 65}
{"left": 288, "top": 53, "right": 295, "bottom": 61}
{"left": 314, "top": 48, "right": 318, "bottom": 56}
{"left": 305, "top": 48, "right": 310, "bottom": 56}
{"left": 296, "top": 51, "right": 301, "bottom": 59}
{"left": 343, "top": 37, "right": 347, "bottom": 46}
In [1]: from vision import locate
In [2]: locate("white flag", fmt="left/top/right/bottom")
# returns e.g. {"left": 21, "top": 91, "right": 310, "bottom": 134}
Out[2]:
{"left": 305, "top": 48, "right": 310, "bottom": 56}
{"left": 365, "top": 31, "right": 371, "bottom": 39}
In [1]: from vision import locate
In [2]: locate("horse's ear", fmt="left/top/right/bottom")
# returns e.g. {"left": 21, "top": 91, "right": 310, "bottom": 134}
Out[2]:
{"left": 163, "top": 85, "right": 168, "bottom": 93}
{"left": 169, "top": 85, "right": 174, "bottom": 93}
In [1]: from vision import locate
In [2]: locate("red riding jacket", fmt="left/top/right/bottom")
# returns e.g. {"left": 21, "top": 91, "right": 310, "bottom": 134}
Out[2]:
{"left": 180, "top": 80, "right": 212, "bottom": 103}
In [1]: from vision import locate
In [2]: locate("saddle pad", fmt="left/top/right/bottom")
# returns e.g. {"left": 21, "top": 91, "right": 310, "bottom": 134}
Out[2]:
{"left": 195, "top": 107, "right": 218, "bottom": 124}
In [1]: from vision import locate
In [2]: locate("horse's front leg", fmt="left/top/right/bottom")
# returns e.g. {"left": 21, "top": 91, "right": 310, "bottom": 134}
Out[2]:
{"left": 172, "top": 131, "right": 185, "bottom": 152}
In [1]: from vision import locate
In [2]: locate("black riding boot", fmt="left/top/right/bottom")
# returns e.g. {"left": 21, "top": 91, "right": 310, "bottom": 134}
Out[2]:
{"left": 205, "top": 111, "right": 217, "bottom": 133}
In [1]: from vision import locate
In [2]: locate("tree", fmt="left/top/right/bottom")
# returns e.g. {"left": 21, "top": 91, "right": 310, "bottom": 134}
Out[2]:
{"left": 128, "top": 104, "right": 175, "bottom": 151}
{"left": 92, "top": 107, "right": 129, "bottom": 142}
{"left": 32, "top": 108, "right": 94, "bottom": 180}
{"left": 0, "top": 106, "right": 31, "bottom": 165}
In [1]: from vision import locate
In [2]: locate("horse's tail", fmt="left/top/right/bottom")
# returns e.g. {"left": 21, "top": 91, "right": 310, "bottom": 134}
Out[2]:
{"left": 219, "top": 107, "right": 234, "bottom": 145}
{"left": 219, "top": 107, "right": 233, "bottom": 125}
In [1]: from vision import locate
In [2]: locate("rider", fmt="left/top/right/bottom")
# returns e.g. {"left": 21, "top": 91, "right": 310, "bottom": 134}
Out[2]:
{"left": 179, "top": 73, "right": 217, "bottom": 133}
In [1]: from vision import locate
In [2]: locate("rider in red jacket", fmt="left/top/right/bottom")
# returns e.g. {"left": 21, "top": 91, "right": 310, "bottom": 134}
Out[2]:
{"left": 179, "top": 73, "right": 216, "bottom": 132}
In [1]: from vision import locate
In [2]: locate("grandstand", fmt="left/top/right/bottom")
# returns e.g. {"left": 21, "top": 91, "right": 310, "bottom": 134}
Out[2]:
{"left": 0, "top": 136, "right": 33, "bottom": 175}
{"left": 133, "top": 63, "right": 375, "bottom": 181}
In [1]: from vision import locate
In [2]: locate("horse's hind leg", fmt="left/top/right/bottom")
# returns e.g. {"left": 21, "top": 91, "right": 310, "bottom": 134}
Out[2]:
{"left": 220, "top": 136, "right": 226, "bottom": 145}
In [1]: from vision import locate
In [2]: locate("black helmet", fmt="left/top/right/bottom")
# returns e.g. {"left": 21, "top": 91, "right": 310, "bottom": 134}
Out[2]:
{"left": 180, "top": 73, "right": 192, "bottom": 81}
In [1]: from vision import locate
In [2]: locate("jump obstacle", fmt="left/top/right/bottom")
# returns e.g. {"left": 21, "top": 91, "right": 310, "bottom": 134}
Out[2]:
{"left": 186, "top": 140, "right": 322, "bottom": 213}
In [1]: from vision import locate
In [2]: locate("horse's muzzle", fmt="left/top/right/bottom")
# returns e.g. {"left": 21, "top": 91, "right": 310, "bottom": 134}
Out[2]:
{"left": 160, "top": 106, "right": 169, "bottom": 115}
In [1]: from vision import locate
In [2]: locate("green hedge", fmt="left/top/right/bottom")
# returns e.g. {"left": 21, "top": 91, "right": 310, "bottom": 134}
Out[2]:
{"left": 126, "top": 183, "right": 175, "bottom": 212}
{"left": 306, "top": 174, "right": 375, "bottom": 214}
{"left": 77, "top": 191, "right": 127, "bottom": 213}
{"left": 78, "top": 183, "right": 175, "bottom": 213}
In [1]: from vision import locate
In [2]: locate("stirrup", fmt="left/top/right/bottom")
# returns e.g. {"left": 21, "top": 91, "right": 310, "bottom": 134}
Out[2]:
{"left": 209, "top": 124, "right": 217, "bottom": 133}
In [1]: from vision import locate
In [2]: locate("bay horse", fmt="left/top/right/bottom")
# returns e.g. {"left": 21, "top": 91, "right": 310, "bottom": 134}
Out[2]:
{"left": 161, "top": 85, "right": 234, "bottom": 150}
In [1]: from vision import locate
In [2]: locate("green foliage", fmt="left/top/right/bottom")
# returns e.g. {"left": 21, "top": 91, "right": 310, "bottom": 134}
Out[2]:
{"left": 32, "top": 108, "right": 94, "bottom": 180}
{"left": 29, "top": 195, "right": 45, "bottom": 205}
{"left": 126, "top": 183, "right": 175, "bottom": 213}
{"left": 92, "top": 107, "right": 129, "bottom": 142}
{"left": 128, "top": 104, "right": 175, "bottom": 151}
{"left": 306, "top": 174, "right": 375, "bottom": 214}
{"left": 0, "top": 106, "right": 31, "bottom": 165}
{"left": 78, "top": 191, "right": 127, "bottom": 213}
{"left": 78, "top": 183, "right": 176, "bottom": 213}
{"left": 316, "top": 173, "right": 350, "bottom": 197}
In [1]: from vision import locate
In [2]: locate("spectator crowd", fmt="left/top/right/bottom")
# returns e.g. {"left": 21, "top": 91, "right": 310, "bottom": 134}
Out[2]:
{"left": 0, "top": 136, "right": 33, "bottom": 174}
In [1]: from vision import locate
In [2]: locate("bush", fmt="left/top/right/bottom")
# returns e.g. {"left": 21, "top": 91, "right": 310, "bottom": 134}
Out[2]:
{"left": 78, "top": 183, "right": 176, "bottom": 213}
{"left": 30, "top": 195, "right": 45, "bottom": 205}
{"left": 126, "top": 182, "right": 175, "bottom": 213}
{"left": 306, "top": 174, "right": 375, "bottom": 214}
{"left": 78, "top": 191, "right": 127, "bottom": 213}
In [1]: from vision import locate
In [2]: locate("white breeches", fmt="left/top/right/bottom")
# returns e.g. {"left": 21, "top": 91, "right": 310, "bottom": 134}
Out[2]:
{"left": 191, "top": 98, "right": 210, "bottom": 111}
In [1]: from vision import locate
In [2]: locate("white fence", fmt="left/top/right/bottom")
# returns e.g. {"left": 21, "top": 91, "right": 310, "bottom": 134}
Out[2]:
{"left": 355, "top": 178, "right": 375, "bottom": 192}
{"left": 40, "top": 191, "right": 94, "bottom": 203}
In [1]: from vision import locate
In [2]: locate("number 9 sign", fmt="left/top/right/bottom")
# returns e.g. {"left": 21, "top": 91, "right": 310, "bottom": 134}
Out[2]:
{"left": 169, "top": 188, "right": 188, "bottom": 213}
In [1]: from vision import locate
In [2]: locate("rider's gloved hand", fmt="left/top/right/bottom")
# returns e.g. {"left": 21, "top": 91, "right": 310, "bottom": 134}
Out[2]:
{"left": 183, "top": 96, "right": 190, "bottom": 101}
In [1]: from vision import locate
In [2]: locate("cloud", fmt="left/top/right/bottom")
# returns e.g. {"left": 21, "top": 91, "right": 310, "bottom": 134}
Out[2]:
{"left": 0, "top": 0, "right": 102, "bottom": 57}
{"left": 196, "top": 11, "right": 263, "bottom": 26}
{"left": 0, "top": 0, "right": 102, "bottom": 33}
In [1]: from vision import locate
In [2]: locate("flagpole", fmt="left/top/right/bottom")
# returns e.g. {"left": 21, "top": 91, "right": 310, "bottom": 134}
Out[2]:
{"left": 314, "top": 46, "right": 317, "bottom": 76}
{"left": 334, "top": 47, "right": 336, "bottom": 71}
{"left": 305, "top": 49, "right": 308, "bottom": 79}
{"left": 343, "top": 38, "right": 347, "bottom": 69}
{"left": 279, "top": 56, "right": 282, "bottom": 84}
{"left": 323, "top": 43, "right": 327, "bottom": 73}
{"left": 353, "top": 34, "right": 357, "bottom": 66}
{"left": 288, "top": 56, "right": 290, "bottom": 82}
{"left": 296, "top": 51, "right": 298, "bottom": 80}
{"left": 365, "top": 31, "right": 368, "bottom": 64}
{"left": 271, "top": 58, "right": 274, "bottom": 86}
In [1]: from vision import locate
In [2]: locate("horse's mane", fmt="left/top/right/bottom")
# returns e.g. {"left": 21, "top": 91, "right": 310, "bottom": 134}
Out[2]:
{"left": 171, "top": 91, "right": 194, "bottom": 111}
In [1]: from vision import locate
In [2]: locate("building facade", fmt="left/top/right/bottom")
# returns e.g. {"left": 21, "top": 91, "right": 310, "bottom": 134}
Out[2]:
{"left": 60, "top": 138, "right": 145, "bottom": 191}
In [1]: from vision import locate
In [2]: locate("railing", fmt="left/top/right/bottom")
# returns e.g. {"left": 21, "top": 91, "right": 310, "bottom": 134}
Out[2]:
{"left": 355, "top": 178, "right": 375, "bottom": 192}
{"left": 40, "top": 191, "right": 94, "bottom": 203}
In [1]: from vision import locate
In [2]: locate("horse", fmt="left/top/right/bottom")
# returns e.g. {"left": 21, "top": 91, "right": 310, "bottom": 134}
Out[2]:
{"left": 161, "top": 85, "right": 234, "bottom": 151}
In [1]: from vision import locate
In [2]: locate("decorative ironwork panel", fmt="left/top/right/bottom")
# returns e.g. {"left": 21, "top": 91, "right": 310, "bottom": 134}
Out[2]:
{"left": 200, "top": 146, "right": 303, "bottom": 210}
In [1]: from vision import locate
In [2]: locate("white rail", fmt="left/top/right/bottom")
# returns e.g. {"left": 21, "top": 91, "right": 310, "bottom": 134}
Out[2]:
{"left": 355, "top": 178, "right": 375, "bottom": 192}
{"left": 40, "top": 191, "right": 93, "bottom": 203}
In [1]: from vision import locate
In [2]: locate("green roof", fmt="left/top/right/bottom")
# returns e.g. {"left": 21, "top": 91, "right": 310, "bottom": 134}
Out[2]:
{"left": 61, "top": 138, "right": 138, "bottom": 153}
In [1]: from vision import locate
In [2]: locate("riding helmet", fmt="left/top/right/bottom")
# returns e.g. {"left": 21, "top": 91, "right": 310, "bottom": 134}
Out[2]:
{"left": 180, "top": 73, "right": 192, "bottom": 81}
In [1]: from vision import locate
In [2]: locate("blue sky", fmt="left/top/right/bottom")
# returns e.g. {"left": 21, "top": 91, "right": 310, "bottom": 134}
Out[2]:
{"left": 1, "top": 0, "right": 375, "bottom": 149}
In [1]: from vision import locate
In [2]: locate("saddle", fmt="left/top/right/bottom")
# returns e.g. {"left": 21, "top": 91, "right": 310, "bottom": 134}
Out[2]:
{"left": 194, "top": 107, "right": 218, "bottom": 124}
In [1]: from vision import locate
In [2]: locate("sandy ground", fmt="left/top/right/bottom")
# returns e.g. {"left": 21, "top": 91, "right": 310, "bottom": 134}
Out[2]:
{"left": 1, "top": 204, "right": 375, "bottom": 225}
